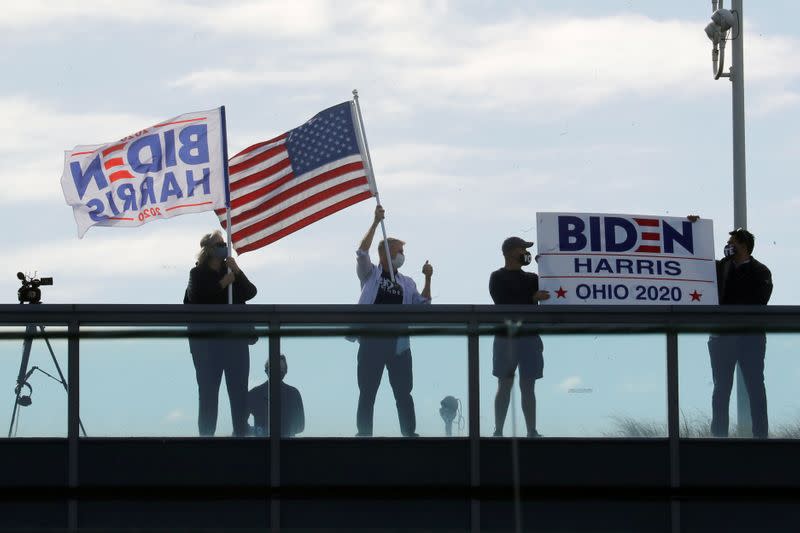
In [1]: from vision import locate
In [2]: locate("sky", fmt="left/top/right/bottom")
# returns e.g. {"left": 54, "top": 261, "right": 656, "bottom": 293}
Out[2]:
{"left": 1, "top": 0, "right": 799, "bottom": 438}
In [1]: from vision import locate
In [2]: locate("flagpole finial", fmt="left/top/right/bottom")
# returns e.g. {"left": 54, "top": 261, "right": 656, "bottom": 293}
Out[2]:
{"left": 352, "top": 89, "right": 359, "bottom": 98}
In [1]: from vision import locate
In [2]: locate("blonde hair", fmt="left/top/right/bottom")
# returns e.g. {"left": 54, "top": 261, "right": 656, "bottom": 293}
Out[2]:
{"left": 197, "top": 230, "right": 224, "bottom": 265}
{"left": 377, "top": 238, "right": 405, "bottom": 256}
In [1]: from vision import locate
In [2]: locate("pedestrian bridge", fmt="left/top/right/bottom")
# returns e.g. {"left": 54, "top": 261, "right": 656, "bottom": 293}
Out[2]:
{"left": 2, "top": 304, "right": 799, "bottom": 532}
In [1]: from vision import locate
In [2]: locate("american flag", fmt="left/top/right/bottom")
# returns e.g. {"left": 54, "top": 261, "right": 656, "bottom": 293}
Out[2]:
{"left": 217, "top": 102, "right": 375, "bottom": 254}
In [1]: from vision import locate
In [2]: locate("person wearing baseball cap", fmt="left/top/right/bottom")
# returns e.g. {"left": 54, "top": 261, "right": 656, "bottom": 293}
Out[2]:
{"left": 710, "top": 225, "right": 772, "bottom": 438}
{"left": 489, "top": 236, "right": 550, "bottom": 437}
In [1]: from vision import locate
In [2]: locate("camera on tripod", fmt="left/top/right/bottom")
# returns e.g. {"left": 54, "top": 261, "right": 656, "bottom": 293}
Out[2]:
{"left": 17, "top": 272, "right": 53, "bottom": 304}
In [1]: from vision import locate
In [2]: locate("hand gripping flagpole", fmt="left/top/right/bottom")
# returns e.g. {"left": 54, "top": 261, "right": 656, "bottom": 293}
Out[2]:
{"left": 352, "top": 89, "right": 395, "bottom": 283}
{"left": 220, "top": 105, "right": 234, "bottom": 304}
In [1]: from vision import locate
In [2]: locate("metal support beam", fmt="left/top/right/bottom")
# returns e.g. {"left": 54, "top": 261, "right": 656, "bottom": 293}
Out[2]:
{"left": 467, "top": 320, "right": 480, "bottom": 533}
{"left": 269, "top": 320, "right": 281, "bottom": 532}
{"left": 67, "top": 321, "right": 80, "bottom": 532}
{"left": 666, "top": 332, "right": 680, "bottom": 533}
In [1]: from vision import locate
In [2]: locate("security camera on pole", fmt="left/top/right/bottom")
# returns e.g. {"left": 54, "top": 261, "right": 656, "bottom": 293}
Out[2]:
{"left": 704, "top": 0, "right": 751, "bottom": 437}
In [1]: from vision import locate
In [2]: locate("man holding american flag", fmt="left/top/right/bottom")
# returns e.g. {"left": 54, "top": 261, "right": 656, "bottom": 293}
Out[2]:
{"left": 354, "top": 205, "right": 433, "bottom": 437}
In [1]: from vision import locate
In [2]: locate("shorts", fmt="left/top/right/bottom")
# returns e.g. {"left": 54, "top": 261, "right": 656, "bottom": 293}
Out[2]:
{"left": 492, "top": 335, "right": 544, "bottom": 380}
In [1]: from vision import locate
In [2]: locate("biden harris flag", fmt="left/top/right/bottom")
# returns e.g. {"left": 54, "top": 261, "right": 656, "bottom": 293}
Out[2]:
{"left": 536, "top": 212, "right": 718, "bottom": 305}
{"left": 61, "top": 108, "right": 228, "bottom": 237}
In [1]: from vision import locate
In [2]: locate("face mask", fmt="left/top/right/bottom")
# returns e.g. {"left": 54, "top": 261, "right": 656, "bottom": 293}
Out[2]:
{"left": 723, "top": 244, "right": 736, "bottom": 258}
{"left": 519, "top": 252, "right": 532, "bottom": 266}
{"left": 391, "top": 253, "right": 405, "bottom": 270}
{"left": 213, "top": 243, "right": 229, "bottom": 259}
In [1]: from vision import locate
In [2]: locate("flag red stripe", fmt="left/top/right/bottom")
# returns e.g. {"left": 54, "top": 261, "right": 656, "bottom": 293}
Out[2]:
{"left": 71, "top": 150, "right": 97, "bottom": 157}
{"left": 230, "top": 177, "right": 369, "bottom": 239}
{"left": 634, "top": 218, "right": 659, "bottom": 227}
{"left": 231, "top": 134, "right": 288, "bottom": 160}
{"left": 236, "top": 191, "right": 373, "bottom": 254}
{"left": 641, "top": 232, "right": 660, "bottom": 241}
{"left": 166, "top": 201, "right": 213, "bottom": 212}
{"left": 635, "top": 245, "right": 661, "bottom": 253}
{"left": 104, "top": 157, "right": 124, "bottom": 170}
{"left": 229, "top": 144, "right": 287, "bottom": 175}
{"left": 230, "top": 158, "right": 292, "bottom": 193}
{"left": 228, "top": 161, "right": 365, "bottom": 227}
{"left": 109, "top": 170, "right": 135, "bottom": 182}
{"left": 102, "top": 143, "right": 127, "bottom": 157}
{"left": 229, "top": 171, "right": 296, "bottom": 212}
{"left": 153, "top": 117, "right": 206, "bottom": 128}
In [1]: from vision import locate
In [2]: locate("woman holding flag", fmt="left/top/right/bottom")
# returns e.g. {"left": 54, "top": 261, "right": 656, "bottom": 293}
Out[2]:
{"left": 184, "top": 230, "right": 258, "bottom": 437}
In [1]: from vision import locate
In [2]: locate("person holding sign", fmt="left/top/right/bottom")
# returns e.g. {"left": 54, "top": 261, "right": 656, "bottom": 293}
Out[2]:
{"left": 489, "top": 237, "right": 550, "bottom": 438}
{"left": 184, "top": 230, "right": 258, "bottom": 437}
{"left": 701, "top": 224, "right": 773, "bottom": 438}
{"left": 355, "top": 205, "right": 433, "bottom": 437}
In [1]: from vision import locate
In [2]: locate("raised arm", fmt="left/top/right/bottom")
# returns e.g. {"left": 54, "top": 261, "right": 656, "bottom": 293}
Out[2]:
{"left": 421, "top": 260, "right": 432, "bottom": 300}
{"left": 359, "top": 205, "right": 384, "bottom": 252}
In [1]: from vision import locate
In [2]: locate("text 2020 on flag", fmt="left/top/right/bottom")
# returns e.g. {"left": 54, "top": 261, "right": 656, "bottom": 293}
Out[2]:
{"left": 218, "top": 101, "right": 375, "bottom": 254}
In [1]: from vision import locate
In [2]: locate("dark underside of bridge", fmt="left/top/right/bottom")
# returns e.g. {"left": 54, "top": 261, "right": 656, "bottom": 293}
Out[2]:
{"left": 3, "top": 438, "right": 800, "bottom": 532}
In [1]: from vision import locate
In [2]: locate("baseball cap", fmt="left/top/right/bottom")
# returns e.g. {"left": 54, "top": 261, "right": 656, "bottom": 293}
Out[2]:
{"left": 502, "top": 236, "right": 534, "bottom": 255}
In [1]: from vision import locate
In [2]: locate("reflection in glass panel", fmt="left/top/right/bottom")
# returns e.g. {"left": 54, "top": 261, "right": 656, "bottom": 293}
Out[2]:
{"left": 1, "top": 325, "right": 68, "bottom": 438}
{"left": 479, "top": 331, "right": 666, "bottom": 437}
{"left": 280, "top": 324, "right": 467, "bottom": 437}
{"left": 80, "top": 324, "right": 267, "bottom": 437}
{"left": 680, "top": 332, "right": 800, "bottom": 439}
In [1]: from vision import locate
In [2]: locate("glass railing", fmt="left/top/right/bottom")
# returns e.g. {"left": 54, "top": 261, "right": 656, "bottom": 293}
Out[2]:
{"left": 1, "top": 324, "right": 68, "bottom": 438}
{"left": 1, "top": 305, "right": 798, "bottom": 440}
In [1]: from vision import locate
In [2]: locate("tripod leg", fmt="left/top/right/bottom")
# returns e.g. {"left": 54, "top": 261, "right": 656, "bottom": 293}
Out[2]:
{"left": 8, "top": 326, "right": 35, "bottom": 438}
{"left": 7, "top": 396, "right": 21, "bottom": 438}
{"left": 39, "top": 326, "right": 87, "bottom": 437}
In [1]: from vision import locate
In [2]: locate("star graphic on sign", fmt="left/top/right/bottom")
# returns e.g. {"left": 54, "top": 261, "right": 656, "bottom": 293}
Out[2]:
{"left": 555, "top": 286, "right": 568, "bottom": 298}
{"left": 690, "top": 290, "right": 702, "bottom": 302}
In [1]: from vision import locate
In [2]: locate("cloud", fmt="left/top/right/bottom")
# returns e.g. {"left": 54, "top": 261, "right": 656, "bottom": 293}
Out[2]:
{"left": 166, "top": 14, "right": 717, "bottom": 113}
{"left": 163, "top": 408, "right": 188, "bottom": 423}
{"left": 749, "top": 89, "right": 800, "bottom": 117}
{"left": 158, "top": 7, "right": 800, "bottom": 121}
{"left": 0, "top": 96, "right": 154, "bottom": 204}
{"left": 557, "top": 375, "right": 583, "bottom": 393}
{"left": 0, "top": 0, "right": 337, "bottom": 37}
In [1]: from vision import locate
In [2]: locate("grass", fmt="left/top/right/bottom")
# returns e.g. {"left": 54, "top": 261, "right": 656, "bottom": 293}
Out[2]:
{"left": 607, "top": 411, "right": 800, "bottom": 438}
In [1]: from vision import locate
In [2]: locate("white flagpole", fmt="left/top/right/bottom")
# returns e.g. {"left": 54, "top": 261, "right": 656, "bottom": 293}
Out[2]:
{"left": 352, "top": 89, "right": 395, "bottom": 283}
{"left": 220, "top": 106, "right": 234, "bottom": 304}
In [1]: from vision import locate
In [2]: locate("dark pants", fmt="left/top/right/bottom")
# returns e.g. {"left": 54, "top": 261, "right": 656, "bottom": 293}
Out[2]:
{"left": 357, "top": 338, "right": 415, "bottom": 436}
{"left": 708, "top": 334, "right": 768, "bottom": 438}
{"left": 191, "top": 339, "right": 250, "bottom": 437}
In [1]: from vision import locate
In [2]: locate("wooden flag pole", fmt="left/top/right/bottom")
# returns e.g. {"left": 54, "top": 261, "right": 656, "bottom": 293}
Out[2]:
{"left": 351, "top": 89, "right": 395, "bottom": 283}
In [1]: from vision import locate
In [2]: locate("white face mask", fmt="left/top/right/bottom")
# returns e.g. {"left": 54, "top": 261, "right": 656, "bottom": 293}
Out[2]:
{"left": 391, "top": 253, "right": 405, "bottom": 270}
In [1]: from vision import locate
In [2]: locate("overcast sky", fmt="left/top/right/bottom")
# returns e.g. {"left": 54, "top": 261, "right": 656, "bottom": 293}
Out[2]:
{"left": 2, "top": 1, "right": 798, "bottom": 437}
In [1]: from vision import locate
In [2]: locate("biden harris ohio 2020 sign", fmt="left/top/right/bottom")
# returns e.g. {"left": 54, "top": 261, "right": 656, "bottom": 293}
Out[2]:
{"left": 536, "top": 212, "right": 718, "bottom": 305}
{"left": 61, "top": 108, "right": 227, "bottom": 237}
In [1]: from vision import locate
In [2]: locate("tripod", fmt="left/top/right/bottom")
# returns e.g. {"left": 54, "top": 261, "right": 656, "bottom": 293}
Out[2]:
{"left": 8, "top": 324, "right": 87, "bottom": 438}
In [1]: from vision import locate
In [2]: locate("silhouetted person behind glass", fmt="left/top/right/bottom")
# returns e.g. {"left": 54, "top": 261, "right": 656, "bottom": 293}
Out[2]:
{"left": 184, "top": 230, "right": 257, "bottom": 437}
{"left": 705, "top": 225, "right": 773, "bottom": 438}
{"left": 248, "top": 354, "right": 305, "bottom": 437}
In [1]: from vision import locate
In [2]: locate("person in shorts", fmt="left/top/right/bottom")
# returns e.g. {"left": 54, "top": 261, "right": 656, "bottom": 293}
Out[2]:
{"left": 489, "top": 236, "right": 550, "bottom": 437}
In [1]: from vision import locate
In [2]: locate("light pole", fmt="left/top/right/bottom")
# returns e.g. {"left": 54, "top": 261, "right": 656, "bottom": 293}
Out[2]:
{"left": 705, "top": 0, "right": 751, "bottom": 437}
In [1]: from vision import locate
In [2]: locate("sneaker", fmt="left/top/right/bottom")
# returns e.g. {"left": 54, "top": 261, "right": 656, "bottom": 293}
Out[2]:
{"left": 403, "top": 432, "right": 420, "bottom": 438}
{"left": 493, "top": 430, "right": 503, "bottom": 437}
{"left": 355, "top": 432, "right": 372, "bottom": 437}
{"left": 527, "top": 430, "right": 542, "bottom": 438}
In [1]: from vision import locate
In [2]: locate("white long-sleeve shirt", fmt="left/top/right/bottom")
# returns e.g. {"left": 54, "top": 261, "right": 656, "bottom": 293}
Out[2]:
{"left": 354, "top": 248, "right": 431, "bottom": 354}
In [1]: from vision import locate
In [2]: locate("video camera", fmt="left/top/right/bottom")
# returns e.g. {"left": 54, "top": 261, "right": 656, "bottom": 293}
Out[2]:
{"left": 17, "top": 272, "right": 53, "bottom": 304}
